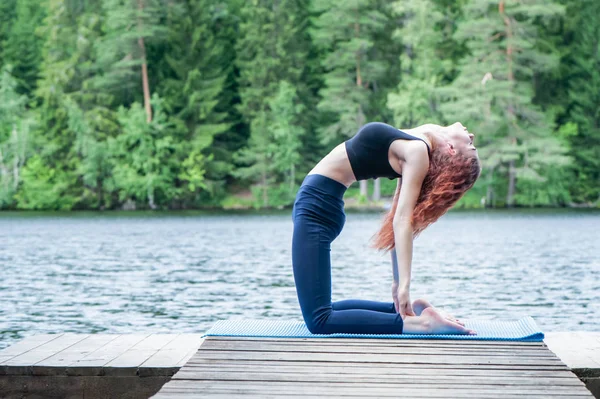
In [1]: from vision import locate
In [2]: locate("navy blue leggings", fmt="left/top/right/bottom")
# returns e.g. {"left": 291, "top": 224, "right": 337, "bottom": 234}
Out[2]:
{"left": 291, "top": 174, "right": 404, "bottom": 334}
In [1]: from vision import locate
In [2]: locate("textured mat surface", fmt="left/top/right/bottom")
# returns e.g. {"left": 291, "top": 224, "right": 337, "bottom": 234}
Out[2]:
{"left": 204, "top": 317, "right": 545, "bottom": 341}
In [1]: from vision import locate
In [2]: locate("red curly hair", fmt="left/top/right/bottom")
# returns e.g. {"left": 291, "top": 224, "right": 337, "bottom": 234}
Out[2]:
{"left": 372, "top": 137, "right": 481, "bottom": 251}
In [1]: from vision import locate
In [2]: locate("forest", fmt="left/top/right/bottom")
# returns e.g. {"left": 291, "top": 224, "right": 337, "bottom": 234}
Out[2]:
{"left": 0, "top": 0, "right": 598, "bottom": 210}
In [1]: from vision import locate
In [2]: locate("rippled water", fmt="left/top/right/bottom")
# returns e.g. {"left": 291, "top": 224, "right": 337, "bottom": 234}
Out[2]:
{"left": 1, "top": 210, "right": 599, "bottom": 349}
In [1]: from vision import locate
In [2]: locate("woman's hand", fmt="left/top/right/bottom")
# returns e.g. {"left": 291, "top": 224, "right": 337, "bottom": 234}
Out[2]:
{"left": 395, "top": 286, "right": 416, "bottom": 318}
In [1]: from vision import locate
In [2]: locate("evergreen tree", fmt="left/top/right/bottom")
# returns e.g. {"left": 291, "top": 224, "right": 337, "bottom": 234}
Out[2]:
{"left": 95, "top": 0, "right": 169, "bottom": 120}
{"left": 0, "top": 0, "right": 596, "bottom": 210}
{"left": 234, "top": 0, "right": 312, "bottom": 207}
{"left": 33, "top": 0, "right": 113, "bottom": 210}
{"left": 387, "top": 0, "right": 456, "bottom": 127}
{"left": 0, "top": 66, "right": 33, "bottom": 207}
{"left": 109, "top": 94, "right": 182, "bottom": 209}
{"left": 159, "top": 0, "right": 234, "bottom": 204}
{"left": 0, "top": 0, "right": 18, "bottom": 71}
{"left": 311, "top": 0, "right": 390, "bottom": 197}
{"left": 560, "top": 0, "right": 600, "bottom": 205}
{"left": 235, "top": 81, "right": 305, "bottom": 206}
{"left": 439, "top": 0, "right": 569, "bottom": 207}
{"left": 23, "top": 0, "right": 87, "bottom": 210}
{"left": 1, "top": 0, "right": 45, "bottom": 96}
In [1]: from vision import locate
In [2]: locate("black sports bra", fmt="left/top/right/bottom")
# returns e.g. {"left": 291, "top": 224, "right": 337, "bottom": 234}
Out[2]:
{"left": 344, "top": 122, "right": 431, "bottom": 181}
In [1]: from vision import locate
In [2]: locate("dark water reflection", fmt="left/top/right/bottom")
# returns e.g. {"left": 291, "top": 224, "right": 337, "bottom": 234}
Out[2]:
{"left": 1, "top": 210, "right": 599, "bottom": 349}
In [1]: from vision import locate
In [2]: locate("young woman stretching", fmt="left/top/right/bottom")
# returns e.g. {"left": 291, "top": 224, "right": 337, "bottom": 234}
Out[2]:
{"left": 291, "top": 121, "right": 481, "bottom": 335}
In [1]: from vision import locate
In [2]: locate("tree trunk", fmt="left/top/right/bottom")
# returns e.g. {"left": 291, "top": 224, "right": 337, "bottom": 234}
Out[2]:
{"left": 11, "top": 125, "right": 19, "bottom": 190}
{"left": 373, "top": 178, "right": 381, "bottom": 202}
{"left": 0, "top": 145, "right": 8, "bottom": 193}
{"left": 507, "top": 159, "right": 516, "bottom": 207}
{"left": 147, "top": 185, "right": 157, "bottom": 210}
{"left": 500, "top": 1, "right": 516, "bottom": 208}
{"left": 97, "top": 177, "right": 104, "bottom": 210}
{"left": 137, "top": 0, "right": 152, "bottom": 123}
{"left": 355, "top": 20, "right": 368, "bottom": 200}
{"left": 360, "top": 180, "right": 368, "bottom": 198}
{"left": 290, "top": 164, "right": 295, "bottom": 195}
{"left": 262, "top": 168, "right": 268, "bottom": 207}
{"left": 486, "top": 166, "right": 495, "bottom": 208}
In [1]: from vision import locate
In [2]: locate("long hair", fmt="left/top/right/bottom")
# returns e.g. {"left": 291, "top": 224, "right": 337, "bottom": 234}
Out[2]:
{"left": 371, "top": 138, "right": 481, "bottom": 251}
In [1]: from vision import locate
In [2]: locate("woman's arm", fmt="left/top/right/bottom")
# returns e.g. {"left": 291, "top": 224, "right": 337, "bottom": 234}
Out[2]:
{"left": 391, "top": 142, "right": 429, "bottom": 317}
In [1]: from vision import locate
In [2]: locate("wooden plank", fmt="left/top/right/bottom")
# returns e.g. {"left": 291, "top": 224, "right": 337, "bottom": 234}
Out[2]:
{"left": 176, "top": 348, "right": 202, "bottom": 367}
{"left": 193, "top": 349, "right": 567, "bottom": 366}
{"left": 138, "top": 335, "right": 204, "bottom": 377}
{"left": 153, "top": 336, "right": 593, "bottom": 398}
{"left": 34, "top": 334, "right": 121, "bottom": 369}
{"left": 545, "top": 332, "right": 600, "bottom": 370}
{"left": 0, "top": 334, "right": 64, "bottom": 365}
{"left": 68, "top": 334, "right": 150, "bottom": 372}
{"left": 200, "top": 340, "right": 558, "bottom": 357}
{"left": 140, "top": 335, "right": 204, "bottom": 368}
{"left": 182, "top": 361, "right": 577, "bottom": 378}
{"left": 155, "top": 380, "right": 593, "bottom": 396}
{"left": 205, "top": 337, "right": 547, "bottom": 350}
{"left": 187, "top": 362, "right": 567, "bottom": 373}
{"left": 2, "top": 334, "right": 89, "bottom": 368}
{"left": 104, "top": 334, "right": 179, "bottom": 368}
{"left": 158, "top": 385, "right": 590, "bottom": 397}
{"left": 153, "top": 393, "right": 584, "bottom": 399}
{"left": 172, "top": 370, "right": 583, "bottom": 386}
{"left": 204, "top": 340, "right": 548, "bottom": 353}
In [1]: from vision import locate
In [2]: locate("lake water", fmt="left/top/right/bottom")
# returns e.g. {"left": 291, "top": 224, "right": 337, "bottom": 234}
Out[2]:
{"left": 1, "top": 210, "right": 599, "bottom": 349}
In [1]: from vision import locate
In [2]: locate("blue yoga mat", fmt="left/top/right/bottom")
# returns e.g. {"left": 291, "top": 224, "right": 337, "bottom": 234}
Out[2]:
{"left": 204, "top": 317, "right": 544, "bottom": 341}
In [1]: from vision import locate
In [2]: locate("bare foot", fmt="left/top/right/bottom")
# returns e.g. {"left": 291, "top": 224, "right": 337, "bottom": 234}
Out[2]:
{"left": 403, "top": 307, "right": 476, "bottom": 335}
{"left": 412, "top": 298, "right": 433, "bottom": 316}
{"left": 412, "top": 298, "right": 465, "bottom": 326}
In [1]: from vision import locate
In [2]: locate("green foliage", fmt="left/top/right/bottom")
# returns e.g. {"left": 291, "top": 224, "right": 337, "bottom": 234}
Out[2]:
{"left": 109, "top": 94, "right": 180, "bottom": 209}
{"left": 0, "top": 66, "right": 33, "bottom": 207}
{"left": 94, "top": 0, "right": 169, "bottom": 107}
{"left": 438, "top": 0, "right": 570, "bottom": 207}
{"left": 0, "top": 0, "right": 18, "bottom": 71}
{"left": 311, "top": 0, "right": 390, "bottom": 144}
{"left": 233, "top": 0, "right": 312, "bottom": 207}
{"left": 388, "top": 0, "right": 447, "bottom": 127}
{"left": 387, "top": 0, "right": 465, "bottom": 128}
{"left": 1, "top": 0, "right": 45, "bottom": 96}
{"left": 179, "top": 150, "right": 210, "bottom": 192}
{"left": 0, "top": 0, "right": 597, "bottom": 210}
{"left": 15, "top": 155, "right": 77, "bottom": 210}
{"left": 559, "top": 0, "right": 600, "bottom": 204}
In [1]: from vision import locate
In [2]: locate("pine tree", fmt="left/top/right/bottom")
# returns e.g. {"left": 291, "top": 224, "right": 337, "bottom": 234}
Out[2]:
{"left": 159, "top": 0, "right": 233, "bottom": 203}
{"left": 387, "top": 0, "right": 454, "bottom": 127}
{"left": 234, "top": 0, "right": 312, "bottom": 207}
{"left": 109, "top": 94, "right": 182, "bottom": 209}
{"left": 560, "top": 0, "right": 600, "bottom": 205}
{"left": 268, "top": 82, "right": 305, "bottom": 199}
{"left": 33, "top": 0, "right": 116, "bottom": 210}
{"left": 0, "top": 66, "right": 33, "bottom": 207}
{"left": 95, "top": 0, "right": 169, "bottom": 121}
{"left": 439, "top": 0, "right": 569, "bottom": 207}
{"left": 311, "top": 0, "right": 390, "bottom": 197}
{"left": 0, "top": 0, "right": 18, "bottom": 71}
{"left": 2, "top": 0, "right": 45, "bottom": 96}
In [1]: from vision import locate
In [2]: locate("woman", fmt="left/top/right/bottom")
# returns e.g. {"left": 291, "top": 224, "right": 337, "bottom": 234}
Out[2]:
{"left": 291, "top": 121, "right": 481, "bottom": 335}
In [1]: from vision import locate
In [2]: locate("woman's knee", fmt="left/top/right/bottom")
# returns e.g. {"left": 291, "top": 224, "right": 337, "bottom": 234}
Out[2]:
{"left": 305, "top": 319, "right": 327, "bottom": 335}
{"left": 304, "top": 308, "right": 332, "bottom": 335}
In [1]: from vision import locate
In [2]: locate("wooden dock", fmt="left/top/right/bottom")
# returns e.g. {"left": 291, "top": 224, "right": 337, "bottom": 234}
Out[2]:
{"left": 0, "top": 333, "right": 203, "bottom": 399}
{"left": 1, "top": 332, "right": 598, "bottom": 398}
{"left": 152, "top": 335, "right": 596, "bottom": 398}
